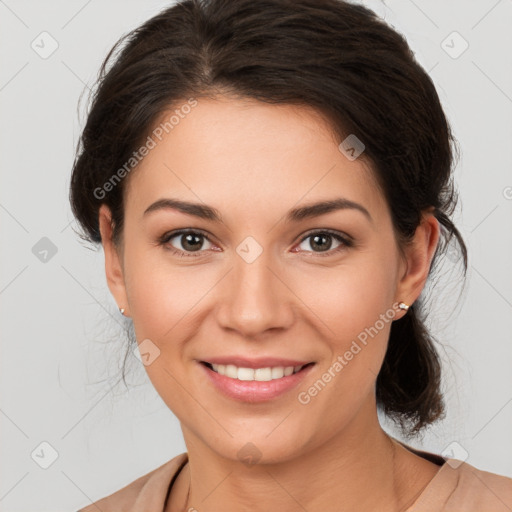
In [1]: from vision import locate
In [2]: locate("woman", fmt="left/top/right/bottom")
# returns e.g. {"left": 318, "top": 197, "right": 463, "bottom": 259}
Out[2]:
{"left": 70, "top": 0, "right": 512, "bottom": 510}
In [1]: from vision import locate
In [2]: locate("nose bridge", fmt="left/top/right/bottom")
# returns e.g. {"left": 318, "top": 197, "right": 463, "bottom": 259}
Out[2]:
{"left": 217, "top": 240, "right": 294, "bottom": 336}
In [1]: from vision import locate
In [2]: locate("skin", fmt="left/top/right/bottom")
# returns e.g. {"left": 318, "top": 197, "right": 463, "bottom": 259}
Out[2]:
{"left": 98, "top": 96, "right": 441, "bottom": 512}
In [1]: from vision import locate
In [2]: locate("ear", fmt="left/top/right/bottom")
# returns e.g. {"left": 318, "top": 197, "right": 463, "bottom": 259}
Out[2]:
{"left": 98, "top": 204, "right": 130, "bottom": 317}
{"left": 395, "top": 211, "right": 440, "bottom": 313}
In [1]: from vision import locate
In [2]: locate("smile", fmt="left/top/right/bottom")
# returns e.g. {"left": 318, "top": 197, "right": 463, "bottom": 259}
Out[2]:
{"left": 204, "top": 362, "right": 312, "bottom": 381}
{"left": 199, "top": 361, "right": 316, "bottom": 403}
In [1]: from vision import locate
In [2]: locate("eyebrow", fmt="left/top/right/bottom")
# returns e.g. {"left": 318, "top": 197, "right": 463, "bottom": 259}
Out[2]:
{"left": 143, "top": 197, "right": 372, "bottom": 223}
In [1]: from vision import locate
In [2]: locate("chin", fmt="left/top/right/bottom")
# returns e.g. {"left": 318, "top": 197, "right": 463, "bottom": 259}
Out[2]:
{"left": 203, "top": 427, "right": 312, "bottom": 466}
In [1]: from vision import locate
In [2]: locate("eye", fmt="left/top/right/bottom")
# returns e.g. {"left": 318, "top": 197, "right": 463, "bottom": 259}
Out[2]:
{"left": 295, "top": 229, "right": 353, "bottom": 256}
{"left": 158, "top": 229, "right": 214, "bottom": 257}
{"left": 158, "top": 228, "right": 353, "bottom": 258}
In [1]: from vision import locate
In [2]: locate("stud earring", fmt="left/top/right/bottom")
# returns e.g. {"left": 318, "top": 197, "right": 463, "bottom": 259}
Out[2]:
{"left": 119, "top": 307, "right": 125, "bottom": 315}
{"left": 398, "top": 302, "right": 410, "bottom": 311}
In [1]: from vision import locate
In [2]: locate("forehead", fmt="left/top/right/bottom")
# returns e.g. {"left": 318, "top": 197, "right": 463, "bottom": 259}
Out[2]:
{"left": 124, "top": 96, "right": 387, "bottom": 223}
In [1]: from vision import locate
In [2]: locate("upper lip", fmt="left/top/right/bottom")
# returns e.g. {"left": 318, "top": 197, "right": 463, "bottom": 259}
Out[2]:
{"left": 200, "top": 356, "right": 314, "bottom": 369}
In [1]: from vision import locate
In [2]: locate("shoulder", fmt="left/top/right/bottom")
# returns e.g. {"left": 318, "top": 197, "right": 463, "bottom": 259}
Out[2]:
{"left": 76, "top": 452, "right": 188, "bottom": 512}
{"left": 449, "top": 461, "right": 512, "bottom": 510}
{"left": 410, "top": 459, "right": 512, "bottom": 511}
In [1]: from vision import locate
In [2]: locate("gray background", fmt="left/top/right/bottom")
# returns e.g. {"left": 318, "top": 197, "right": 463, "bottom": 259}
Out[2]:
{"left": 1, "top": 0, "right": 511, "bottom": 510}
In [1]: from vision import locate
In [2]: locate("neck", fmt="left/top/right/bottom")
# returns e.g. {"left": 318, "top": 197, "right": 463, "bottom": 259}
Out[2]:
{"left": 169, "top": 399, "right": 430, "bottom": 512}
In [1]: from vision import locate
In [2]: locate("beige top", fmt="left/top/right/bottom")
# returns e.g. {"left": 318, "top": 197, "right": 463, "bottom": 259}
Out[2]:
{"left": 77, "top": 448, "right": 512, "bottom": 511}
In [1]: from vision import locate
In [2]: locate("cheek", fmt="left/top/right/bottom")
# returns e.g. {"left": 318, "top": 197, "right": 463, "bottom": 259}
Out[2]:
{"left": 290, "top": 250, "right": 398, "bottom": 416}
{"left": 122, "top": 243, "right": 210, "bottom": 341}
{"left": 292, "top": 246, "right": 398, "bottom": 344}
{"left": 121, "top": 249, "right": 210, "bottom": 410}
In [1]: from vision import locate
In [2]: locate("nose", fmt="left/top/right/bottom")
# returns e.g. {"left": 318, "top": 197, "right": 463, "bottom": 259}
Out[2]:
{"left": 216, "top": 249, "right": 295, "bottom": 338}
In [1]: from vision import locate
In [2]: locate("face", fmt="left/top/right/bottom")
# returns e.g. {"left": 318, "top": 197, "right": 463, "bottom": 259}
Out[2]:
{"left": 99, "top": 96, "right": 438, "bottom": 464}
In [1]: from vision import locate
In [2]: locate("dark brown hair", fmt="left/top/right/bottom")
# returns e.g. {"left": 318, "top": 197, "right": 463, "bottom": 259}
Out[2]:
{"left": 69, "top": 0, "right": 467, "bottom": 435}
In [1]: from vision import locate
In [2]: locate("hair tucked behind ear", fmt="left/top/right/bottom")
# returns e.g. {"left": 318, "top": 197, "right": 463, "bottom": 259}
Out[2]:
{"left": 69, "top": 0, "right": 468, "bottom": 435}
{"left": 378, "top": 306, "right": 445, "bottom": 436}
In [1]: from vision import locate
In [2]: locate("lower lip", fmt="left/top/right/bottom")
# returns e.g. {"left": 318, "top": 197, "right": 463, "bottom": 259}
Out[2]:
{"left": 199, "top": 362, "right": 315, "bottom": 403}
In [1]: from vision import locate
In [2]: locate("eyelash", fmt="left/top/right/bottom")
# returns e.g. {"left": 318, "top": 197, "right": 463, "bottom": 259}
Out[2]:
{"left": 157, "top": 229, "right": 353, "bottom": 258}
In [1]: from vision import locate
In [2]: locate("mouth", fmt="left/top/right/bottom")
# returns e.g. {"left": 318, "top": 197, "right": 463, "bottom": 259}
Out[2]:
{"left": 198, "top": 360, "right": 316, "bottom": 403}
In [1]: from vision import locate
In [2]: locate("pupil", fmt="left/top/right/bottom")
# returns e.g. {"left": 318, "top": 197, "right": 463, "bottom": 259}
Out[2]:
{"left": 183, "top": 233, "right": 202, "bottom": 251}
{"left": 312, "top": 234, "right": 331, "bottom": 252}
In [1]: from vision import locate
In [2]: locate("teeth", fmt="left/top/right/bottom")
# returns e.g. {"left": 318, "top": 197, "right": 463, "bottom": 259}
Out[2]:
{"left": 225, "top": 364, "right": 238, "bottom": 379}
{"left": 210, "top": 363, "right": 306, "bottom": 381}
